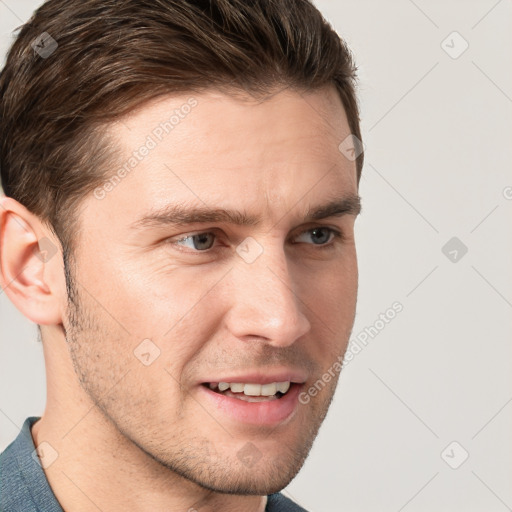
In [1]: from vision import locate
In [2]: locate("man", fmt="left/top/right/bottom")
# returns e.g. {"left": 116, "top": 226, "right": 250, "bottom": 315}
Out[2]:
{"left": 0, "top": 0, "right": 364, "bottom": 510}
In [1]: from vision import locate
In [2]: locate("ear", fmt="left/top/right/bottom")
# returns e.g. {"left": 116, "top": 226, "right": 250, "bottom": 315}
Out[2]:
{"left": 0, "top": 196, "right": 65, "bottom": 325}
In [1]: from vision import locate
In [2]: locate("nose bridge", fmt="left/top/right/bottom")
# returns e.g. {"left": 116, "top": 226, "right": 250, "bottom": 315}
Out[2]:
{"left": 224, "top": 238, "right": 311, "bottom": 346}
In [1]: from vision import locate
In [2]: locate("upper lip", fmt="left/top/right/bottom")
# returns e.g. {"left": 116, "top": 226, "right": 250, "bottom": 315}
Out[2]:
{"left": 200, "top": 369, "right": 308, "bottom": 385}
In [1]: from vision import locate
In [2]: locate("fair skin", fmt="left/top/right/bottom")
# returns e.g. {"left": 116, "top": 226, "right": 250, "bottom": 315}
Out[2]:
{"left": 0, "top": 85, "right": 359, "bottom": 512}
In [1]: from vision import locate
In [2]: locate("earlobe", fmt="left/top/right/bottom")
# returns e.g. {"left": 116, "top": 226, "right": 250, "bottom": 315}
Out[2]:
{"left": 0, "top": 197, "right": 64, "bottom": 325}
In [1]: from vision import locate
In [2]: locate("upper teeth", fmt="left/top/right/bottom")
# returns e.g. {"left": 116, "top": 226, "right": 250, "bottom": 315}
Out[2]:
{"left": 209, "top": 381, "right": 291, "bottom": 396}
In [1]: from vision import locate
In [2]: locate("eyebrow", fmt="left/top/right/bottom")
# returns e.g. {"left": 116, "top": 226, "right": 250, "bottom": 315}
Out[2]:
{"left": 130, "top": 194, "right": 361, "bottom": 231}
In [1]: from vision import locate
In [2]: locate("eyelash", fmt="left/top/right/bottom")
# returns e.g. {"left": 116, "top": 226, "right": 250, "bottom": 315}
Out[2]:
{"left": 167, "top": 227, "right": 343, "bottom": 255}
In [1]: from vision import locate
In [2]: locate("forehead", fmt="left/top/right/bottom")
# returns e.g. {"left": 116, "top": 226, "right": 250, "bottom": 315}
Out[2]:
{"left": 110, "top": 85, "right": 353, "bottom": 166}
{"left": 88, "top": 87, "right": 357, "bottom": 232}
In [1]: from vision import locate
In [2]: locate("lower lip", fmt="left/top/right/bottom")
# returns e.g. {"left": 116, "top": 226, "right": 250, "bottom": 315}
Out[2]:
{"left": 198, "top": 383, "right": 303, "bottom": 426}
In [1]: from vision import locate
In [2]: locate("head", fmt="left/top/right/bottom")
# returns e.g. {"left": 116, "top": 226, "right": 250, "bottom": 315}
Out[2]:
{"left": 0, "top": 0, "right": 363, "bottom": 496}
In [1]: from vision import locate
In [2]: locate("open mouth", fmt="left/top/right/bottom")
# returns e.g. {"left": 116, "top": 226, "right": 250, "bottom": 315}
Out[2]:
{"left": 202, "top": 381, "right": 295, "bottom": 403}
{"left": 199, "top": 379, "right": 304, "bottom": 425}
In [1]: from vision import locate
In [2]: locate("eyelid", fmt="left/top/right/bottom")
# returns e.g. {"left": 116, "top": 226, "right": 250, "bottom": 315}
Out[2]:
{"left": 166, "top": 225, "right": 343, "bottom": 254}
{"left": 291, "top": 226, "right": 343, "bottom": 245}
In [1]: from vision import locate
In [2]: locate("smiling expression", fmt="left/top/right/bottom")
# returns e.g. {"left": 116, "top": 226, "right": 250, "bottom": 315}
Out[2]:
{"left": 62, "top": 85, "right": 360, "bottom": 494}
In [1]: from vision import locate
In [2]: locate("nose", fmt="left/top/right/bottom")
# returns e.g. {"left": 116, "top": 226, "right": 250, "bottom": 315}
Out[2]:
{"left": 223, "top": 240, "right": 311, "bottom": 348}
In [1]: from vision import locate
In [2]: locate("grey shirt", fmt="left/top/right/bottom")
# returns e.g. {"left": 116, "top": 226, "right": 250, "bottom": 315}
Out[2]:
{"left": 0, "top": 417, "right": 308, "bottom": 512}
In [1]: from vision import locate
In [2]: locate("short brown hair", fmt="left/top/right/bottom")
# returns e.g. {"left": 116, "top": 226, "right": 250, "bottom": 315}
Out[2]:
{"left": 0, "top": 0, "right": 363, "bottom": 256}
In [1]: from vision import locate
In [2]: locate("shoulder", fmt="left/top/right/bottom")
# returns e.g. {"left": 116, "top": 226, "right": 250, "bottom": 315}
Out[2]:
{"left": 266, "top": 492, "right": 310, "bottom": 512}
{"left": 0, "top": 416, "right": 63, "bottom": 512}
{"left": 0, "top": 417, "right": 36, "bottom": 511}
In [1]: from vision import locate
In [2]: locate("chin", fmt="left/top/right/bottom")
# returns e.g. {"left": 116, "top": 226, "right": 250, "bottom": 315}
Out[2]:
{"left": 176, "top": 440, "right": 312, "bottom": 496}
{"left": 193, "top": 466, "right": 302, "bottom": 496}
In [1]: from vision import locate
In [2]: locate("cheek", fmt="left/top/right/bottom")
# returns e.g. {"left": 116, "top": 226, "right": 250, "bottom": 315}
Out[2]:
{"left": 300, "top": 255, "right": 357, "bottom": 358}
{"left": 302, "top": 253, "right": 357, "bottom": 314}
{"left": 105, "top": 261, "right": 228, "bottom": 372}
{"left": 73, "top": 249, "right": 222, "bottom": 383}
{"left": 89, "top": 252, "right": 203, "bottom": 332}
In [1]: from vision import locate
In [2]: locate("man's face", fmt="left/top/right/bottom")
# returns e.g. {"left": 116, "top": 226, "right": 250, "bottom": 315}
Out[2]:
{"left": 63, "top": 86, "right": 359, "bottom": 494}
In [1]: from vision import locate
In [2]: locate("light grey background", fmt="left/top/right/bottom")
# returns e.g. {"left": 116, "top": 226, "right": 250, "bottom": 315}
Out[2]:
{"left": 1, "top": 1, "right": 511, "bottom": 511}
